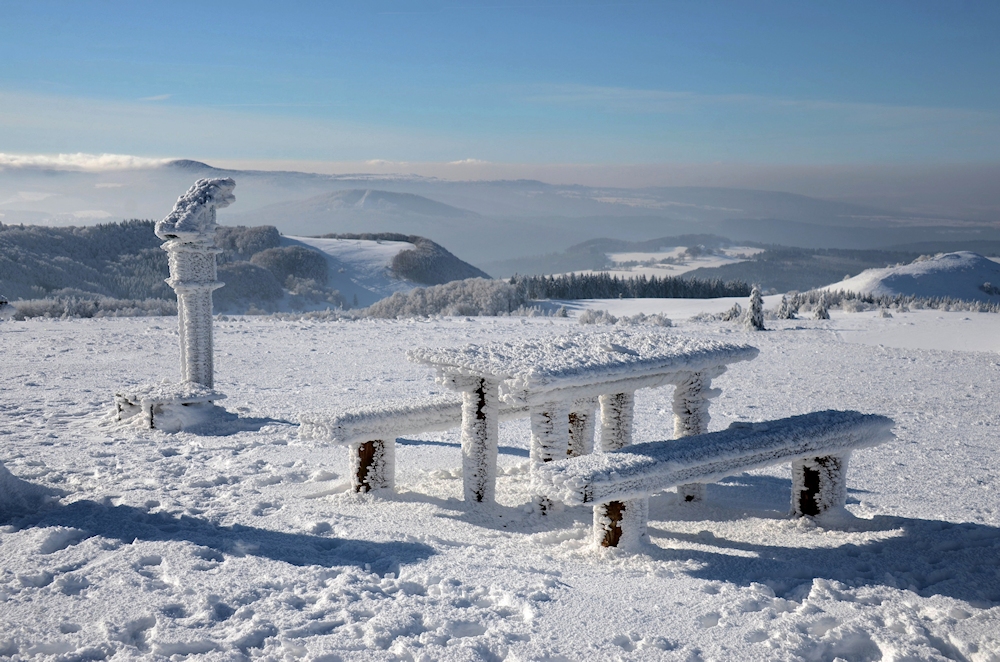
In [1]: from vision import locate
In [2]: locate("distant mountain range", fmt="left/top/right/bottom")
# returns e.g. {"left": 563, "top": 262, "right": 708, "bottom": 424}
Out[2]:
{"left": 4, "top": 159, "right": 999, "bottom": 267}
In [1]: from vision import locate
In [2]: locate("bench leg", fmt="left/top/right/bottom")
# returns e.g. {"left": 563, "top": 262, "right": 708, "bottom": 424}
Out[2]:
{"left": 350, "top": 439, "right": 395, "bottom": 493}
{"left": 594, "top": 498, "right": 649, "bottom": 550}
{"left": 599, "top": 392, "right": 635, "bottom": 451}
{"left": 791, "top": 453, "right": 849, "bottom": 516}
{"left": 461, "top": 378, "right": 499, "bottom": 504}
{"left": 673, "top": 371, "right": 713, "bottom": 502}
{"left": 567, "top": 398, "right": 597, "bottom": 457}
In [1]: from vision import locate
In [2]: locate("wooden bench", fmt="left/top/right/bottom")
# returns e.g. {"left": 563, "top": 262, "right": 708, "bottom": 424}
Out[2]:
{"left": 530, "top": 410, "right": 895, "bottom": 549}
{"left": 299, "top": 398, "right": 530, "bottom": 492}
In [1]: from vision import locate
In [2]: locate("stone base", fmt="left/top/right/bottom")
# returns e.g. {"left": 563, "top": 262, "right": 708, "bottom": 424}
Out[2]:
{"left": 115, "top": 381, "right": 225, "bottom": 431}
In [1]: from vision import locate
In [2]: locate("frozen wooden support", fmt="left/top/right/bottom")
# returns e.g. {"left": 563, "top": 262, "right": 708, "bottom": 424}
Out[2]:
{"left": 672, "top": 371, "right": 717, "bottom": 502}
{"left": 599, "top": 392, "right": 635, "bottom": 451}
{"left": 349, "top": 439, "right": 395, "bottom": 493}
{"left": 567, "top": 398, "right": 596, "bottom": 457}
{"left": 530, "top": 401, "right": 571, "bottom": 464}
{"left": 792, "top": 454, "right": 849, "bottom": 516}
{"left": 594, "top": 498, "right": 649, "bottom": 549}
{"left": 461, "top": 378, "right": 500, "bottom": 504}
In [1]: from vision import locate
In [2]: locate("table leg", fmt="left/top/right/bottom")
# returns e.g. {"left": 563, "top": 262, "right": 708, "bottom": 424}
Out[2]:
{"left": 461, "top": 378, "right": 499, "bottom": 504}
{"left": 567, "top": 397, "right": 597, "bottom": 457}
{"left": 598, "top": 392, "right": 635, "bottom": 451}
{"left": 792, "top": 453, "right": 849, "bottom": 517}
{"left": 673, "top": 371, "right": 712, "bottom": 502}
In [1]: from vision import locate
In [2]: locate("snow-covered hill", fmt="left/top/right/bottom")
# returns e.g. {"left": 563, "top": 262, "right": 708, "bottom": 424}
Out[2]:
{"left": 820, "top": 251, "right": 1000, "bottom": 302}
{"left": 284, "top": 235, "right": 419, "bottom": 307}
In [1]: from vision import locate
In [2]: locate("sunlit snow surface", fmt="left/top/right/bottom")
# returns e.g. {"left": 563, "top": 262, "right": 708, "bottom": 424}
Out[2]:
{"left": 284, "top": 235, "right": 418, "bottom": 307}
{"left": 2, "top": 308, "right": 1000, "bottom": 660}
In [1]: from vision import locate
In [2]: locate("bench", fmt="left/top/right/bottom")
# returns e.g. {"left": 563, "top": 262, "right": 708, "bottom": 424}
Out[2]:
{"left": 299, "top": 398, "right": 532, "bottom": 492}
{"left": 530, "top": 410, "right": 895, "bottom": 550}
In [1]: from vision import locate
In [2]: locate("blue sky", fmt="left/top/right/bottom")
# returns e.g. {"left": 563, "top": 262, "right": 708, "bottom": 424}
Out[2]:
{"left": 1, "top": 0, "right": 998, "bottom": 172}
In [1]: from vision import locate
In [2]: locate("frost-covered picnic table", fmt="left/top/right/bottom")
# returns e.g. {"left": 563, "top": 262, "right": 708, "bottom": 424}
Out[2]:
{"left": 407, "top": 331, "right": 760, "bottom": 506}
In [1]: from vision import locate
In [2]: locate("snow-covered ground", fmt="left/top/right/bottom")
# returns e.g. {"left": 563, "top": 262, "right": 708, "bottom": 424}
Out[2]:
{"left": 2, "top": 306, "right": 1000, "bottom": 660}
{"left": 821, "top": 251, "right": 1000, "bottom": 303}
{"left": 284, "top": 236, "right": 418, "bottom": 307}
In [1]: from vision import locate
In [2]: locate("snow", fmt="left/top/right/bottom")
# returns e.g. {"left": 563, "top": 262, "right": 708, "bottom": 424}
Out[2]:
{"left": 531, "top": 410, "right": 893, "bottom": 506}
{"left": 286, "top": 235, "right": 417, "bottom": 307}
{"left": 569, "top": 245, "right": 763, "bottom": 279}
{"left": 2, "top": 310, "right": 1000, "bottom": 659}
{"left": 821, "top": 251, "right": 1000, "bottom": 302}
{"left": 408, "top": 330, "right": 759, "bottom": 405}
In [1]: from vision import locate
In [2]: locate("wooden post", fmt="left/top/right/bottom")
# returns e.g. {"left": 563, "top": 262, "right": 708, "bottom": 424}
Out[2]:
{"left": 594, "top": 498, "right": 648, "bottom": 550}
{"left": 461, "top": 378, "right": 499, "bottom": 504}
{"left": 792, "top": 454, "right": 848, "bottom": 517}
{"left": 350, "top": 439, "right": 395, "bottom": 493}
{"left": 594, "top": 391, "right": 647, "bottom": 548}
{"left": 567, "top": 398, "right": 596, "bottom": 457}
{"left": 672, "top": 371, "right": 712, "bottom": 502}
{"left": 529, "top": 400, "right": 571, "bottom": 513}
{"left": 598, "top": 392, "right": 635, "bottom": 451}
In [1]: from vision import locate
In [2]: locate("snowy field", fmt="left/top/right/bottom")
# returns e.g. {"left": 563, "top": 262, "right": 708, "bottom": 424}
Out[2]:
{"left": 284, "top": 236, "right": 418, "bottom": 307}
{"left": 2, "top": 306, "right": 1000, "bottom": 660}
{"left": 561, "top": 246, "right": 761, "bottom": 280}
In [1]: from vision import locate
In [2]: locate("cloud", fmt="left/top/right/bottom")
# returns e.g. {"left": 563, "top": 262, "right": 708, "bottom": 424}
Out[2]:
{"left": 0, "top": 152, "right": 171, "bottom": 171}
{"left": 448, "top": 159, "right": 490, "bottom": 165}
{"left": 139, "top": 94, "right": 172, "bottom": 101}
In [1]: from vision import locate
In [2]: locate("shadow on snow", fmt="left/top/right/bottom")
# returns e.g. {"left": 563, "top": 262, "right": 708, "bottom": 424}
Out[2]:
{"left": 8, "top": 500, "right": 435, "bottom": 576}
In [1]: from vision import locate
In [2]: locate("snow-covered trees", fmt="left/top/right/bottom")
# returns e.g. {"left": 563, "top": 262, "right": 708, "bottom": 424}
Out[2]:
{"left": 776, "top": 295, "right": 797, "bottom": 319}
{"left": 745, "top": 285, "right": 765, "bottom": 331}
{"left": 510, "top": 273, "right": 750, "bottom": 300}
{"left": 814, "top": 294, "right": 830, "bottom": 320}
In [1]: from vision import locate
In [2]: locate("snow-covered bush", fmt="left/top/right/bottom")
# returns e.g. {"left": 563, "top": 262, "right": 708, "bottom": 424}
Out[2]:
{"left": 744, "top": 285, "right": 765, "bottom": 331}
{"left": 250, "top": 246, "right": 329, "bottom": 285}
{"left": 578, "top": 309, "right": 618, "bottom": 325}
{"left": 776, "top": 295, "right": 797, "bottom": 319}
{"left": 721, "top": 302, "right": 742, "bottom": 321}
{"left": 363, "top": 278, "right": 524, "bottom": 318}
{"left": 9, "top": 297, "right": 177, "bottom": 320}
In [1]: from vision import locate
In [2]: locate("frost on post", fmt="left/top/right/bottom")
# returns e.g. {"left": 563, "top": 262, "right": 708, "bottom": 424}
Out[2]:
{"left": 112, "top": 179, "right": 233, "bottom": 431}
{"left": 461, "top": 378, "right": 499, "bottom": 504}
{"left": 672, "top": 370, "right": 720, "bottom": 502}
{"left": 156, "top": 178, "right": 235, "bottom": 388}
{"left": 745, "top": 284, "right": 765, "bottom": 331}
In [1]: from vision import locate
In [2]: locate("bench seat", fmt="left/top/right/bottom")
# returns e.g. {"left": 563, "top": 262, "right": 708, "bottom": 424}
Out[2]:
{"left": 531, "top": 410, "right": 895, "bottom": 548}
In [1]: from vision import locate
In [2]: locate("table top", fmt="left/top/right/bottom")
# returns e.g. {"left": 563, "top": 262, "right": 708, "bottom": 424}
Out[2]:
{"left": 408, "top": 330, "right": 758, "bottom": 404}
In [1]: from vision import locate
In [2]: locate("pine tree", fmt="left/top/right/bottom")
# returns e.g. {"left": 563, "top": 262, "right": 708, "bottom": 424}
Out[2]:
{"left": 814, "top": 294, "right": 830, "bottom": 320}
{"left": 745, "top": 285, "right": 765, "bottom": 331}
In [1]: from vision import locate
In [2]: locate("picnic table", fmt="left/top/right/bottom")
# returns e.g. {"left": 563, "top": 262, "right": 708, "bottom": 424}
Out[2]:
{"left": 408, "top": 330, "right": 759, "bottom": 506}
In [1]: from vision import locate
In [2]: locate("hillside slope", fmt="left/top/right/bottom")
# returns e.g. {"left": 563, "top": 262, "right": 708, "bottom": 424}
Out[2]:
{"left": 820, "top": 251, "right": 1000, "bottom": 302}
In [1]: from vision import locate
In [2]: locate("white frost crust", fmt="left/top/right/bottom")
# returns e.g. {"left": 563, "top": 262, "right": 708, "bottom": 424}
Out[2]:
{"left": 567, "top": 398, "right": 597, "bottom": 457}
{"left": 349, "top": 439, "right": 396, "bottom": 492}
{"left": 530, "top": 401, "right": 571, "bottom": 464}
{"left": 598, "top": 392, "right": 635, "bottom": 451}
{"left": 408, "top": 331, "right": 758, "bottom": 405}
{"left": 155, "top": 178, "right": 235, "bottom": 244}
{"left": 114, "top": 382, "right": 224, "bottom": 430}
{"left": 532, "top": 410, "right": 894, "bottom": 505}
{"left": 299, "top": 399, "right": 528, "bottom": 445}
{"left": 462, "top": 379, "right": 499, "bottom": 504}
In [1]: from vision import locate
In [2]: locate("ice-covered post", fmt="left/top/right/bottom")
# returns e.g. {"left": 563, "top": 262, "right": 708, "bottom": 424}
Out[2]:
{"left": 672, "top": 370, "right": 718, "bottom": 502}
{"left": 594, "top": 391, "right": 647, "bottom": 548}
{"left": 350, "top": 439, "right": 395, "bottom": 493}
{"left": 529, "top": 400, "right": 571, "bottom": 513}
{"left": 155, "top": 178, "right": 235, "bottom": 388}
{"left": 461, "top": 378, "right": 499, "bottom": 504}
{"left": 792, "top": 454, "right": 849, "bottom": 517}
{"left": 567, "top": 397, "right": 597, "bottom": 457}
